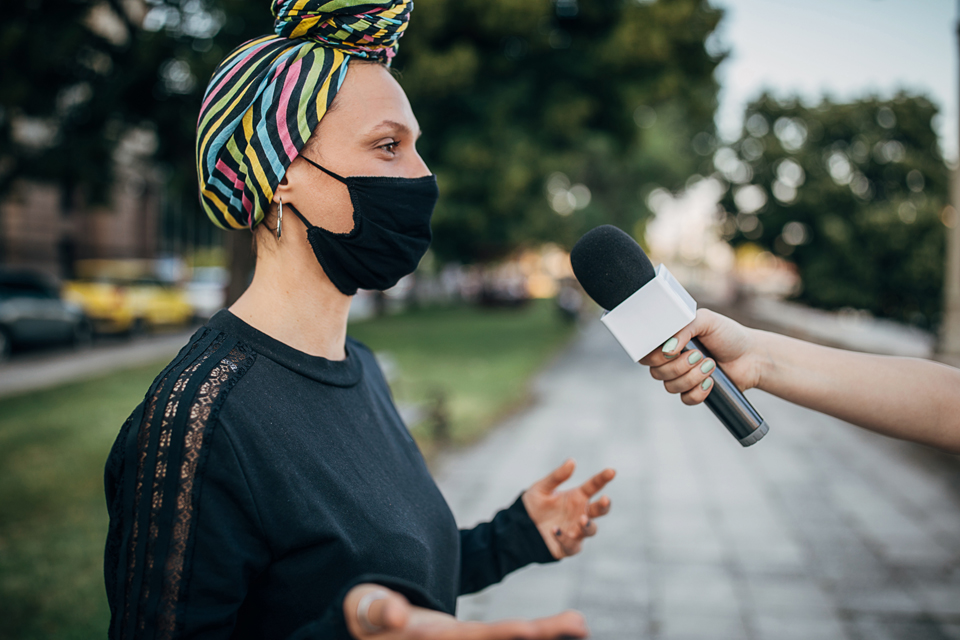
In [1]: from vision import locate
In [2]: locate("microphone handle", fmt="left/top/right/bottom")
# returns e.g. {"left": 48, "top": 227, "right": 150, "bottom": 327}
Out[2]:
{"left": 686, "top": 338, "right": 769, "bottom": 447}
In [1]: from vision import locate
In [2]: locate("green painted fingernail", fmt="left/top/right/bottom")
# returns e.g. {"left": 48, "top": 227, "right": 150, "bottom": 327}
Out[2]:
{"left": 700, "top": 360, "right": 715, "bottom": 374}
{"left": 662, "top": 338, "right": 678, "bottom": 354}
{"left": 701, "top": 378, "right": 713, "bottom": 391}
{"left": 687, "top": 351, "right": 702, "bottom": 365}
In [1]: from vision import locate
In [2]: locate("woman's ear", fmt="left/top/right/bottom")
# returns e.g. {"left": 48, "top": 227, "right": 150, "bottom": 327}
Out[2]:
{"left": 273, "top": 173, "right": 293, "bottom": 207}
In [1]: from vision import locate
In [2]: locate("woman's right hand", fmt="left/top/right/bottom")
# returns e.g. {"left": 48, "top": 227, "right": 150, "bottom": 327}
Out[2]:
{"left": 638, "top": 309, "right": 765, "bottom": 406}
{"left": 344, "top": 584, "right": 588, "bottom": 640}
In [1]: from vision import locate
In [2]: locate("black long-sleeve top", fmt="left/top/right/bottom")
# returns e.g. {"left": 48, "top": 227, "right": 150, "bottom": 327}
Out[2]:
{"left": 104, "top": 310, "right": 555, "bottom": 640}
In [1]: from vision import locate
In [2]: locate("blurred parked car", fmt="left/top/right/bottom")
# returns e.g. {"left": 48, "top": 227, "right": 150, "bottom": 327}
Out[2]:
{"left": 185, "top": 266, "right": 228, "bottom": 320}
{"left": 0, "top": 268, "right": 90, "bottom": 358}
{"left": 62, "top": 279, "right": 136, "bottom": 334}
{"left": 64, "top": 259, "right": 195, "bottom": 334}
{"left": 555, "top": 277, "right": 584, "bottom": 323}
{"left": 126, "top": 278, "right": 195, "bottom": 331}
{"left": 64, "top": 276, "right": 194, "bottom": 335}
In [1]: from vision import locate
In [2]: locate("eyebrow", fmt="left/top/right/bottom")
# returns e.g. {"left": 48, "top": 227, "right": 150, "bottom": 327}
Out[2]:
{"left": 366, "top": 119, "right": 422, "bottom": 140}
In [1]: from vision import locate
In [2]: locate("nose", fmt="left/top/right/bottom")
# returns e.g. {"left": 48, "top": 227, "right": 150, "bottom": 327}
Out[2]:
{"left": 409, "top": 148, "right": 431, "bottom": 178}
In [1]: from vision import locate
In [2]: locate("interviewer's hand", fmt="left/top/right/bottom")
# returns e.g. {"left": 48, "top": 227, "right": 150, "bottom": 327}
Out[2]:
{"left": 343, "top": 584, "right": 588, "bottom": 639}
{"left": 522, "top": 460, "right": 615, "bottom": 559}
{"left": 639, "top": 309, "right": 764, "bottom": 406}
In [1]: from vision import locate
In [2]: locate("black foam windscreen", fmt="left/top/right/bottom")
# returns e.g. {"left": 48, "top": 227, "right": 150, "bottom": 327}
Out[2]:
{"left": 570, "top": 225, "right": 657, "bottom": 311}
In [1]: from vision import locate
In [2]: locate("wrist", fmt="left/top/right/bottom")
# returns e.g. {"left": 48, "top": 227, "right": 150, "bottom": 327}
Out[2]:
{"left": 518, "top": 492, "right": 562, "bottom": 561}
{"left": 748, "top": 328, "right": 777, "bottom": 392}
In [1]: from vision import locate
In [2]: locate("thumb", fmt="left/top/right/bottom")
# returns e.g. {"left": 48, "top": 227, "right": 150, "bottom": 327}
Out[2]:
{"left": 369, "top": 593, "right": 409, "bottom": 631}
{"left": 347, "top": 586, "right": 410, "bottom": 637}
{"left": 533, "top": 459, "right": 576, "bottom": 493}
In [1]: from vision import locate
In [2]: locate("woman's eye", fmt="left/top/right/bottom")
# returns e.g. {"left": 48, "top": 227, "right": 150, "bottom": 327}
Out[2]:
{"left": 379, "top": 140, "right": 399, "bottom": 154}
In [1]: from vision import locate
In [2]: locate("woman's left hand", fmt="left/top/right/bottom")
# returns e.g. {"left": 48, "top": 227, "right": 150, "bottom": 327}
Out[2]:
{"left": 521, "top": 459, "right": 616, "bottom": 559}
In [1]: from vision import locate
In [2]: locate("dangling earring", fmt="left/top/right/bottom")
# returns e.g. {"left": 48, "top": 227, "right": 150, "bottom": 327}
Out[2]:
{"left": 276, "top": 198, "right": 283, "bottom": 240}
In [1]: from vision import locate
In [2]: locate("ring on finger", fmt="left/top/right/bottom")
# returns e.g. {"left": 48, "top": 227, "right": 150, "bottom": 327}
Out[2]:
{"left": 357, "top": 589, "right": 389, "bottom": 634}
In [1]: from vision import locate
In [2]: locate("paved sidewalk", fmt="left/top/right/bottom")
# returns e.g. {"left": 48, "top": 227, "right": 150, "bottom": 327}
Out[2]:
{"left": 739, "top": 296, "right": 936, "bottom": 359}
{"left": 435, "top": 320, "right": 960, "bottom": 640}
{"left": 0, "top": 329, "right": 196, "bottom": 398}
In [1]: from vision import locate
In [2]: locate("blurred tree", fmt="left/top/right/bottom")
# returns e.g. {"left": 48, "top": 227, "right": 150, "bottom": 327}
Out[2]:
{"left": 394, "top": 0, "right": 724, "bottom": 262}
{"left": 2, "top": 0, "right": 723, "bottom": 274}
{"left": 718, "top": 93, "right": 950, "bottom": 326}
{"left": 0, "top": 0, "right": 263, "bottom": 225}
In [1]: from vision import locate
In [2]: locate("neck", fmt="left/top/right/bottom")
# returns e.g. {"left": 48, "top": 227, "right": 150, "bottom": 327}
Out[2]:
{"left": 228, "top": 241, "right": 352, "bottom": 361}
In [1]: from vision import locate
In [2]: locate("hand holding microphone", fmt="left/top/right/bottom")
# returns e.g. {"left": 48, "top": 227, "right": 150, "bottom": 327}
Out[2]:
{"left": 570, "top": 225, "right": 960, "bottom": 453}
{"left": 639, "top": 308, "right": 764, "bottom": 405}
{"left": 571, "top": 225, "right": 769, "bottom": 447}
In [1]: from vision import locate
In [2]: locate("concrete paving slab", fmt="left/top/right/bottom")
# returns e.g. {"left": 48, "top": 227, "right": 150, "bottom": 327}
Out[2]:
{"left": 435, "top": 319, "right": 960, "bottom": 639}
{"left": 846, "top": 614, "right": 954, "bottom": 640}
{"left": 656, "top": 613, "right": 750, "bottom": 640}
{"left": 753, "top": 613, "right": 849, "bottom": 640}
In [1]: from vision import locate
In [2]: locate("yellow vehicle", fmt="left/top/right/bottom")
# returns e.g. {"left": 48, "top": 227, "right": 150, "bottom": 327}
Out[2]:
{"left": 125, "top": 278, "right": 195, "bottom": 331}
{"left": 63, "top": 260, "right": 194, "bottom": 334}
{"left": 62, "top": 279, "right": 136, "bottom": 334}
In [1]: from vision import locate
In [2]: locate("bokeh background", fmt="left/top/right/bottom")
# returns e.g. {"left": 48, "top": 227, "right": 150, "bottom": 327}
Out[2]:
{"left": 1, "top": 1, "right": 958, "bottom": 638}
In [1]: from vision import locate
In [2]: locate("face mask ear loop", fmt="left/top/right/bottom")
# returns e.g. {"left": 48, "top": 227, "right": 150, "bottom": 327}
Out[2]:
{"left": 298, "top": 155, "right": 349, "bottom": 184}
{"left": 285, "top": 202, "right": 316, "bottom": 230}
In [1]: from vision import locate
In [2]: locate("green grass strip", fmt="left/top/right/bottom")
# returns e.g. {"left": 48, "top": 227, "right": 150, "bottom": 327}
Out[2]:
{"left": 349, "top": 299, "right": 577, "bottom": 446}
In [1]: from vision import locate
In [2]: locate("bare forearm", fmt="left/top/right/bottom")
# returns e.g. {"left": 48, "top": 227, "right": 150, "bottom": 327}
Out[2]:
{"left": 752, "top": 330, "right": 960, "bottom": 453}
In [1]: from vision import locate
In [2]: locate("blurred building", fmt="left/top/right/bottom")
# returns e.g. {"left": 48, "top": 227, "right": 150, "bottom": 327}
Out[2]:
{"left": 0, "top": 166, "right": 160, "bottom": 280}
{"left": 0, "top": 3, "right": 165, "bottom": 281}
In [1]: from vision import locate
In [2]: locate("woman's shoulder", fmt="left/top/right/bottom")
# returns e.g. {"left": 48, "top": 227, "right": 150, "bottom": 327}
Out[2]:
{"left": 103, "top": 326, "right": 261, "bottom": 637}
{"left": 345, "top": 335, "right": 374, "bottom": 358}
{"left": 147, "top": 326, "right": 258, "bottom": 421}
{"left": 108, "top": 327, "right": 259, "bottom": 471}
{"left": 344, "top": 336, "right": 391, "bottom": 383}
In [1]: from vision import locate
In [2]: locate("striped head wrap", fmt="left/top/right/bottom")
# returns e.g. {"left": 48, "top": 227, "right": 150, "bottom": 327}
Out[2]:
{"left": 196, "top": 0, "right": 414, "bottom": 230}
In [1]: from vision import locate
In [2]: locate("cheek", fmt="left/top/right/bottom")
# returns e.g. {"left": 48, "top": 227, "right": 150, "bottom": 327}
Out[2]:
{"left": 306, "top": 182, "right": 355, "bottom": 234}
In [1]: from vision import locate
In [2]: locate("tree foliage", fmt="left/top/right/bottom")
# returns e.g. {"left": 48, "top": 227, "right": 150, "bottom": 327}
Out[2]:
{"left": 394, "top": 0, "right": 724, "bottom": 262}
{"left": 0, "top": 0, "right": 264, "bottom": 206}
{"left": 3, "top": 0, "right": 723, "bottom": 264}
{"left": 718, "top": 93, "right": 950, "bottom": 327}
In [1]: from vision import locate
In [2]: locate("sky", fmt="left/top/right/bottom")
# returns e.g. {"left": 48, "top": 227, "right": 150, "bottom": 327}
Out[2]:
{"left": 711, "top": 0, "right": 957, "bottom": 163}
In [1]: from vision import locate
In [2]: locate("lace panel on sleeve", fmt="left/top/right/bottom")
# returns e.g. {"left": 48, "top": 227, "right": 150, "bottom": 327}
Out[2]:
{"left": 115, "top": 334, "right": 254, "bottom": 640}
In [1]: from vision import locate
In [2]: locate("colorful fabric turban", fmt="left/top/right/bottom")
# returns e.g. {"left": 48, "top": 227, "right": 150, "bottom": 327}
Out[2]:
{"left": 196, "top": 0, "right": 413, "bottom": 230}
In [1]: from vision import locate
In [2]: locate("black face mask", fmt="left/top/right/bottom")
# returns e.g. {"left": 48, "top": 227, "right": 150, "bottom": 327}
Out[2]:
{"left": 285, "top": 156, "right": 438, "bottom": 296}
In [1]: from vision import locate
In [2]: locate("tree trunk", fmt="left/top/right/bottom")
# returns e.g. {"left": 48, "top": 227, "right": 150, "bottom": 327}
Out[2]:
{"left": 940, "top": 16, "right": 960, "bottom": 356}
{"left": 941, "top": 169, "right": 960, "bottom": 355}
{"left": 225, "top": 230, "right": 255, "bottom": 307}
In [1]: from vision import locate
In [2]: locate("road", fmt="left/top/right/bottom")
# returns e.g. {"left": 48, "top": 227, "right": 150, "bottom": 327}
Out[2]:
{"left": 434, "top": 320, "right": 960, "bottom": 640}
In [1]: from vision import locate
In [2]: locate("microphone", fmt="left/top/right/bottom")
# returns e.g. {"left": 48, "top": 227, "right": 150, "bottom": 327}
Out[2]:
{"left": 571, "top": 225, "right": 769, "bottom": 447}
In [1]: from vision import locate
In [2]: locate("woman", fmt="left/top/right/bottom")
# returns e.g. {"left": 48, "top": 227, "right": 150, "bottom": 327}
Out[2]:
{"left": 640, "top": 308, "right": 960, "bottom": 454}
{"left": 103, "top": 2, "right": 615, "bottom": 638}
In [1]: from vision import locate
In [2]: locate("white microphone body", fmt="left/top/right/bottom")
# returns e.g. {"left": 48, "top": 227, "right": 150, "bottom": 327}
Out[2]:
{"left": 600, "top": 264, "right": 697, "bottom": 362}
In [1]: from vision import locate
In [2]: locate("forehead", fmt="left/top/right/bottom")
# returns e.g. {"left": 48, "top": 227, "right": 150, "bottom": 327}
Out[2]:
{"left": 326, "top": 61, "right": 419, "bottom": 136}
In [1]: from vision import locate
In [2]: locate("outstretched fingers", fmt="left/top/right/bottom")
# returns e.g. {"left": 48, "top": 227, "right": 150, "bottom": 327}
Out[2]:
{"left": 458, "top": 611, "right": 589, "bottom": 640}
{"left": 533, "top": 458, "right": 576, "bottom": 493}
{"left": 578, "top": 467, "right": 616, "bottom": 498}
{"left": 532, "top": 610, "right": 589, "bottom": 639}
{"left": 587, "top": 495, "right": 611, "bottom": 519}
